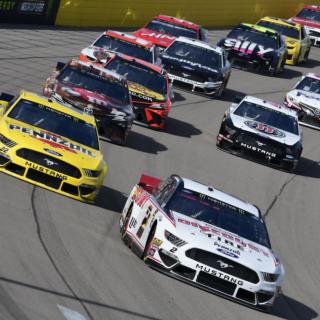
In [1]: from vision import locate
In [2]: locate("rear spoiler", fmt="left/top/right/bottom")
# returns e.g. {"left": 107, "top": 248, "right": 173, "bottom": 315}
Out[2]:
{"left": 138, "top": 174, "right": 162, "bottom": 193}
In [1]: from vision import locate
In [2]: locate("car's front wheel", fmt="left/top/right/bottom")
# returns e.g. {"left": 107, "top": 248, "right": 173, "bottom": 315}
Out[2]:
{"left": 110, "top": 125, "right": 128, "bottom": 146}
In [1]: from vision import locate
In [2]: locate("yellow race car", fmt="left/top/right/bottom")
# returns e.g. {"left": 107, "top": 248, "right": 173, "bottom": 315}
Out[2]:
{"left": 0, "top": 90, "right": 107, "bottom": 202}
{"left": 256, "top": 16, "right": 311, "bottom": 65}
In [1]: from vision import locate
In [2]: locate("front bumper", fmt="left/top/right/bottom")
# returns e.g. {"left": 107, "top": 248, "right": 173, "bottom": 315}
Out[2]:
{"left": 216, "top": 130, "right": 299, "bottom": 171}
{"left": 0, "top": 148, "right": 106, "bottom": 202}
{"left": 133, "top": 104, "right": 169, "bottom": 129}
{"left": 145, "top": 235, "right": 280, "bottom": 308}
{"left": 168, "top": 73, "right": 223, "bottom": 95}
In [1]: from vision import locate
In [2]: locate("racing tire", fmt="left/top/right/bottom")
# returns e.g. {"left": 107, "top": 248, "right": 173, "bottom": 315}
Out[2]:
{"left": 120, "top": 204, "right": 133, "bottom": 239}
{"left": 110, "top": 126, "right": 128, "bottom": 146}
{"left": 214, "top": 76, "right": 229, "bottom": 98}
{"left": 142, "top": 224, "right": 157, "bottom": 260}
{"left": 303, "top": 48, "right": 311, "bottom": 63}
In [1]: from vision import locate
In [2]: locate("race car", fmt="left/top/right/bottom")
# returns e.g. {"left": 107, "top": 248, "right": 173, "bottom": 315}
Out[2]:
{"left": 86, "top": 51, "right": 173, "bottom": 129}
{"left": 217, "top": 23, "right": 287, "bottom": 75}
{"left": 216, "top": 96, "right": 302, "bottom": 172}
{"left": 43, "top": 59, "right": 134, "bottom": 145}
{"left": 256, "top": 16, "right": 311, "bottom": 65}
{"left": 161, "top": 37, "right": 231, "bottom": 97}
{"left": 134, "top": 15, "right": 209, "bottom": 49}
{"left": 285, "top": 73, "right": 320, "bottom": 130}
{"left": 291, "top": 5, "right": 320, "bottom": 46}
{"left": 0, "top": 90, "right": 107, "bottom": 202}
{"left": 120, "top": 174, "right": 285, "bottom": 309}
{"left": 79, "top": 30, "right": 160, "bottom": 64}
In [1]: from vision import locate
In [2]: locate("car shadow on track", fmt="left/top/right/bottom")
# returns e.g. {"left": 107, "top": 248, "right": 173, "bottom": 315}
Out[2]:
{"left": 164, "top": 117, "right": 202, "bottom": 138}
{"left": 302, "top": 58, "right": 320, "bottom": 68}
{"left": 294, "top": 157, "right": 320, "bottom": 178}
{"left": 94, "top": 186, "right": 127, "bottom": 213}
{"left": 100, "top": 130, "right": 168, "bottom": 154}
{"left": 173, "top": 90, "right": 187, "bottom": 102}
{"left": 271, "top": 293, "right": 318, "bottom": 320}
{"left": 220, "top": 88, "right": 246, "bottom": 103}
{"left": 276, "top": 68, "right": 303, "bottom": 80}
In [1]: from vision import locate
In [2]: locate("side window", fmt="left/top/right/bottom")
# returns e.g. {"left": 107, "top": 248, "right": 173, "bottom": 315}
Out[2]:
{"left": 301, "top": 27, "right": 306, "bottom": 39}
{"left": 154, "top": 176, "right": 179, "bottom": 206}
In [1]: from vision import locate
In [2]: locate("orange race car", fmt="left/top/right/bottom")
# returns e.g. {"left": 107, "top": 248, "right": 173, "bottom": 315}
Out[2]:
{"left": 80, "top": 50, "right": 173, "bottom": 129}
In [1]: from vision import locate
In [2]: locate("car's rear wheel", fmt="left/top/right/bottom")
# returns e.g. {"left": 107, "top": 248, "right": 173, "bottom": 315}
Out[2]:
{"left": 142, "top": 224, "right": 157, "bottom": 260}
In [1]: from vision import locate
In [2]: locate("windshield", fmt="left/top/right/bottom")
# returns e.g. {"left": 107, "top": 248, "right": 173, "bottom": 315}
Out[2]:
{"left": 165, "top": 41, "right": 221, "bottom": 69}
{"left": 165, "top": 188, "right": 270, "bottom": 248}
{"left": 234, "top": 101, "right": 299, "bottom": 135}
{"left": 297, "top": 8, "right": 320, "bottom": 22}
{"left": 93, "top": 35, "right": 153, "bottom": 63}
{"left": 105, "top": 58, "right": 167, "bottom": 95}
{"left": 227, "top": 28, "right": 278, "bottom": 49}
{"left": 8, "top": 99, "right": 99, "bottom": 150}
{"left": 146, "top": 19, "right": 197, "bottom": 38}
{"left": 57, "top": 66, "right": 130, "bottom": 106}
{"left": 257, "top": 20, "right": 299, "bottom": 39}
{"left": 296, "top": 76, "right": 320, "bottom": 93}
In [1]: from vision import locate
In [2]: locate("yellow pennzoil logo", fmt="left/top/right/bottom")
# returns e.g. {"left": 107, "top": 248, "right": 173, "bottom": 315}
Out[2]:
{"left": 128, "top": 81, "right": 165, "bottom": 102}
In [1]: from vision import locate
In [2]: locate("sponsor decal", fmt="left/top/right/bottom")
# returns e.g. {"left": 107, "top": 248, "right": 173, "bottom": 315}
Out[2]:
{"left": 44, "top": 148, "right": 62, "bottom": 157}
{"left": 9, "top": 124, "right": 95, "bottom": 157}
{"left": 195, "top": 264, "right": 243, "bottom": 285}
{"left": 129, "top": 217, "right": 137, "bottom": 229}
{"left": 25, "top": 161, "right": 67, "bottom": 180}
{"left": 244, "top": 120, "right": 285, "bottom": 138}
{"left": 177, "top": 218, "right": 269, "bottom": 257}
{"left": 217, "top": 248, "right": 239, "bottom": 259}
{"left": 130, "top": 90, "right": 153, "bottom": 102}
{"left": 153, "top": 238, "right": 163, "bottom": 247}
{"left": 224, "top": 38, "right": 274, "bottom": 57}
{"left": 0, "top": 146, "right": 9, "bottom": 153}
{"left": 140, "top": 32, "right": 175, "bottom": 41}
{"left": 215, "top": 241, "right": 240, "bottom": 257}
{"left": 240, "top": 142, "right": 277, "bottom": 158}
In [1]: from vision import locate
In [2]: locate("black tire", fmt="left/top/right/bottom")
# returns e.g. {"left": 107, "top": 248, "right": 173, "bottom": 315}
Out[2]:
{"left": 303, "top": 47, "right": 311, "bottom": 62}
{"left": 110, "top": 126, "right": 128, "bottom": 146}
{"left": 214, "top": 76, "right": 229, "bottom": 98}
{"left": 142, "top": 224, "right": 157, "bottom": 260}
{"left": 120, "top": 205, "right": 133, "bottom": 239}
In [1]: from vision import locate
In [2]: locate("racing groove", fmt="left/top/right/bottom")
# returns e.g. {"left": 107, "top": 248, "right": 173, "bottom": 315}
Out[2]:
{"left": 0, "top": 26, "right": 319, "bottom": 320}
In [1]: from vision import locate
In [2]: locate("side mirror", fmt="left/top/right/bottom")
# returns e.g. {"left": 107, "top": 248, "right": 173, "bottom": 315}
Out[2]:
{"left": 56, "top": 61, "right": 66, "bottom": 71}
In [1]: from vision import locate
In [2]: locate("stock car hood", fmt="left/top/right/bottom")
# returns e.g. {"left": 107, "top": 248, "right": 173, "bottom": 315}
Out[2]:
{"left": 2, "top": 119, "right": 102, "bottom": 167}
{"left": 171, "top": 211, "right": 280, "bottom": 273}
{"left": 291, "top": 17, "right": 320, "bottom": 29}
{"left": 128, "top": 81, "right": 166, "bottom": 103}
{"left": 289, "top": 89, "right": 320, "bottom": 110}
{"left": 161, "top": 52, "right": 221, "bottom": 80}
{"left": 220, "top": 37, "right": 275, "bottom": 61}
{"left": 134, "top": 28, "right": 176, "bottom": 48}
{"left": 230, "top": 113, "right": 300, "bottom": 146}
{"left": 54, "top": 84, "right": 132, "bottom": 116}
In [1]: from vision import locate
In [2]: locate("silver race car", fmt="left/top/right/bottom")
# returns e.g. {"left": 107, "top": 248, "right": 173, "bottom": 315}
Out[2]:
{"left": 120, "top": 174, "right": 285, "bottom": 309}
{"left": 285, "top": 73, "right": 320, "bottom": 130}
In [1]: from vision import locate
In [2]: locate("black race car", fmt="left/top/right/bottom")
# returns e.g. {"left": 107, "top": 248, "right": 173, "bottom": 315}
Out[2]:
{"left": 216, "top": 96, "right": 303, "bottom": 171}
{"left": 217, "top": 23, "right": 287, "bottom": 76}
{"left": 161, "top": 37, "right": 231, "bottom": 97}
{"left": 43, "top": 59, "right": 134, "bottom": 145}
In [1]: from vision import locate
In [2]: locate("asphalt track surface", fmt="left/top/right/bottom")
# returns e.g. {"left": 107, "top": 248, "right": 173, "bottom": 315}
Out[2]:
{"left": 0, "top": 26, "right": 319, "bottom": 320}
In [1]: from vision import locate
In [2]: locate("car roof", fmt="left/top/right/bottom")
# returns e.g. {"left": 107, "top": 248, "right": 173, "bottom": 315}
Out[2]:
{"left": 259, "top": 16, "right": 300, "bottom": 30}
{"left": 240, "top": 23, "right": 279, "bottom": 37}
{"left": 304, "top": 5, "right": 320, "bottom": 11}
{"left": 181, "top": 177, "right": 260, "bottom": 217}
{"left": 154, "top": 15, "right": 200, "bottom": 30}
{"left": 68, "top": 58, "right": 127, "bottom": 83}
{"left": 240, "top": 95, "right": 298, "bottom": 118}
{"left": 112, "top": 52, "right": 163, "bottom": 73}
{"left": 18, "top": 90, "right": 96, "bottom": 125}
{"left": 104, "top": 30, "right": 154, "bottom": 49}
{"left": 173, "top": 36, "right": 223, "bottom": 54}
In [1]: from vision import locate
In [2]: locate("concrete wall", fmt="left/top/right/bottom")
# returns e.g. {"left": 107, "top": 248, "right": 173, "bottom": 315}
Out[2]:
{"left": 55, "top": 1, "right": 316, "bottom": 28}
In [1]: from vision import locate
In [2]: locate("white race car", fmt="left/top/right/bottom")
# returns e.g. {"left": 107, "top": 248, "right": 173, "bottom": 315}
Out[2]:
{"left": 120, "top": 174, "right": 285, "bottom": 309}
{"left": 285, "top": 73, "right": 320, "bottom": 130}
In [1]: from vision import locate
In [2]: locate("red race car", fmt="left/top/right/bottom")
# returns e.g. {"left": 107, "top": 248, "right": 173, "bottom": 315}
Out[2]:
{"left": 134, "top": 15, "right": 209, "bottom": 49}
{"left": 80, "top": 30, "right": 160, "bottom": 64}
{"left": 80, "top": 50, "right": 173, "bottom": 129}
{"left": 291, "top": 5, "right": 320, "bottom": 46}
